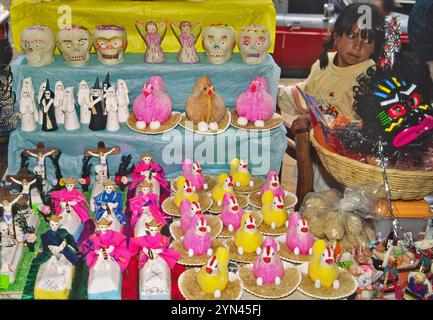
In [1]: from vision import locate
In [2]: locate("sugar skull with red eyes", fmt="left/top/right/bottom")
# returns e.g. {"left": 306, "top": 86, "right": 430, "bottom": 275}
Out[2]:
{"left": 93, "top": 25, "right": 127, "bottom": 65}
{"left": 372, "top": 76, "right": 433, "bottom": 149}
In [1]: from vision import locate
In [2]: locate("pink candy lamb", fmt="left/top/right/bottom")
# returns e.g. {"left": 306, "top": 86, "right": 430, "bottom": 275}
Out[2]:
{"left": 260, "top": 171, "right": 286, "bottom": 198}
{"left": 179, "top": 199, "right": 203, "bottom": 233}
{"left": 132, "top": 75, "right": 172, "bottom": 130}
{"left": 183, "top": 216, "right": 213, "bottom": 257}
{"left": 252, "top": 237, "right": 285, "bottom": 286}
{"left": 235, "top": 76, "right": 274, "bottom": 128}
{"left": 220, "top": 193, "right": 245, "bottom": 232}
{"left": 286, "top": 212, "right": 314, "bottom": 256}
{"left": 182, "top": 159, "right": 208, "bottom": 191}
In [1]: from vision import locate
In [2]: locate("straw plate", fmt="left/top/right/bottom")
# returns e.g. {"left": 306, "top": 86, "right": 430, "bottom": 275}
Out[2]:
{"left": 179, "top": 110, "right": 231, "bottom": 135}
{"left": 178, "top": 268, "right": 244, "bottom": 300}
{"left": 230, "top": 109, "right": 283, "bottom": 132}
{"left": 233, "top": 177, "right": 265, "bottom": 194}
{"left": 171, "top": 238, "right": 226, "bottom": 266}
{"left": 127, "top": 112, "right": 181, "bottom": 135}
{"left": 170, "top": 175, "right": 217, "bottom": 194}
{"left": 225, "top": 239, "right": 262, "bottom": 264}
{"left": 207, "top": 193, "right": 249, "bottom": 214}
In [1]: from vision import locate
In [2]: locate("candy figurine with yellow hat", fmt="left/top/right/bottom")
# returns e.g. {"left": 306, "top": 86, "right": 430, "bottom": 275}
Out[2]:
{"left": 173, "top": 176, "right": 199, "bottom": 207}
{"left": 27, "top": 215, "right": 82, "bottom": 300}
{"left": 94, "top": 179, "right": 126, "bottom": 232}
{"left": 51, "top": 177, "right": 90, "bottom": 241}
{"left": 82, "top": 217, "right": 131, "bottom": 300}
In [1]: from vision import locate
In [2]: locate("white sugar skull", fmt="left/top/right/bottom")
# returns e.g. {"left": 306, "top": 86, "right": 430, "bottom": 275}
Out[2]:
{"left": 237, "top": 25, "right": 271, "bottom": 64}
{"left": 20, "top": 25, "right": 55, "bottom": 67}
{"left": 202, "top": 24, "right": 236, "bottom": 64}
{"left": 57, "top": 25, "right": 91, "bottom": 67}
{"left": 93, "top": 25, "right": 127, "bottom": 65}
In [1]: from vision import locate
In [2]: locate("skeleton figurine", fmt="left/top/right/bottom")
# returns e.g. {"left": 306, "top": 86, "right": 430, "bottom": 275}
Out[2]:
{"left": 116, "top": 79, "right": 129, "bottom": 123}
{"left": 37, "top": 81, "right": 46, "bottom": 125}
{"left": 77, "top": 80, "right": 91, "bottom": 124}
{"left": 63, "top": 87, "right": 80, "bottom": 131}
{"left": 54, "top": 81, "right": 66, "bottom": 124}
{"left": 39, "top": 79, "right": 58, "bottom": 132}
{"left": 19, "top": 85, "right": 38, "bottom": 132}
{"left": 105, "top": 87, "right": 120, "bottom": 132}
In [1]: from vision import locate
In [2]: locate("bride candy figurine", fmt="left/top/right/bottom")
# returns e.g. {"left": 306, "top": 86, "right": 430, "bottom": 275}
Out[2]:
{"left": 171, "top": 20, "right": 202, "bottom": 64}
{"left": 136, "top": 20, "right": 167, "bottom": 64}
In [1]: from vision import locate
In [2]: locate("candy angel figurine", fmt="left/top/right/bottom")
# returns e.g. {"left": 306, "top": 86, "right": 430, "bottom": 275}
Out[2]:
{"left": 181, "top": 159, "right": 208, "bottom": 191}
{"left": 129, "top": 183, "right": 166, "bottom": 237}
{"left": 77, "top": 80, "right": 91, "bottom": 124}
{"left": 235, "top": 76, "right": 275, "bottom": 128}
{"left": 40, "top": 79, "right": 58, "bottom": 132}
{"left": 94, "top": 180, "right": 126, "bottom": 232}
{"left": 31, "top": 215, "right": 82, "bottom": 300}
{"left": 183, "top": 216, "right": 213, "bottom": 258}
{"left": 221, "top": 193, "right": 245, "bottom": 233}
{"left": 252, "top": 237, "right": 285, "bottom": 286}
{"left": 136, "top": 20, "right": 167, "bottom": 64}
{"left": 171, "top": 20, "right": 202, "bottom": 64}
{"left": 286, "top": 212, "right": 314, "bottom": 256}
{"left": 132, "top": 76, "right": 173, "bottom": 130}
{"left": 83, "top": 217, "right": 131, "bottom": 300}
{"left": 64, "top": 87, "right": 80, "bottom": 131}
{"left": 19, "top": 85, "right": 38, "bottom": 132}
{"left": 116, "top": 79, "right": 129, "bottom": 123}
{"left": 105, "top": 87, "right": 120, "bottom": 132}
{"left": 133, "top": 220, "right": 180, "bottom": 300}
{"left": 51, "top": 177, "right": 90, "bottom": 241}
{"left": 54, "top": 80, "right": 65, "bottom": 124}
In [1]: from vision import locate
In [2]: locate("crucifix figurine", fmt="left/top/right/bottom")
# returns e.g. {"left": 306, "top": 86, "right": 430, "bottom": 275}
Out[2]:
{"left": 0, "top": 193, "right": 23, "bottom": 237}
{"left": 6, "top": 170, "right": 38, "bottom": 207}
{"left": 80, "top": 142, "right": 120, "bottom": 211}
{"left": 23, "top": 142, "right": 59, "bottom": 181}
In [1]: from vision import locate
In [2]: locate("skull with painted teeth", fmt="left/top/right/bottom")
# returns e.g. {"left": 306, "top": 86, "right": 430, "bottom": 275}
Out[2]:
{"left": 202, "top": 24, "right": 236, "bottom": 64}
{"left": 20, "top": 25, "right": 55, "bottom": 67}
{"left": 93, "top": 25, "right": 127, "bottom": 65}
{"left": 57, "top": 25, "right": 91, "bottom": 67}
{"left": 237, "top": 25, "right": 271, "bottom": 64}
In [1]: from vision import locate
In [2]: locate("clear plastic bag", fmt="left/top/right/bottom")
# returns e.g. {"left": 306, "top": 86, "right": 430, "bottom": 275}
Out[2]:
{"left": 300, "top": 185, "right": 381, "bottom": 252}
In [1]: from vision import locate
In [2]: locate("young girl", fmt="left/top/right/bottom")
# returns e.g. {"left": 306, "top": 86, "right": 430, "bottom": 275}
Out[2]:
{"left": 278, "top": 2, "right": 385, "bottom": 191}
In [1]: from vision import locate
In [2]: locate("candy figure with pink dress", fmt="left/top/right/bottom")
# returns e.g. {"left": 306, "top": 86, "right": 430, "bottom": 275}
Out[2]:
{"left": 171, "top": 20, "right": 202, "bottom": 64}
{"left": 82, "top": 218, "right": 131, "bottom": 300}
{"left": 136, "top": 20, "right": 167, "bottom": 64}
{"left": 133, "top": 220, "right": 180, "bottom": 300}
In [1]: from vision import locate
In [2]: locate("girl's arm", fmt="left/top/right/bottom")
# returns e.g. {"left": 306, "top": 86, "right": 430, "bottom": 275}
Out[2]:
{"left": 135, "top": 20, "right": 148, "bottom": 40}
{"left": 157, "top": 21, "right": 167, "bottom": 39}
{"left": 192, "top": 20, "right": 202, "bottom": 39}
{"left": 171, "top": 21, "right": 181, "bottom": 38}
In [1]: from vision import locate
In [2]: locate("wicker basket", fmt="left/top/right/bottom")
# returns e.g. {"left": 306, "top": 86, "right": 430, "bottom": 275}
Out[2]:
{"left": 310, "top": 132, "right": 433, "bottom": 200}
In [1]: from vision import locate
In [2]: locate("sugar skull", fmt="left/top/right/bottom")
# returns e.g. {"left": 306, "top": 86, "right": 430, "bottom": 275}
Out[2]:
{"left": 20, "top": 25, "right": 55, "bottom": 67}
{"left": 202, "top": 24, "right": 236, "bottom": 64}
{"left": 237, "top": 25, "right": 271, "bottom": 64}
{"left": 369, "top": 77, "right": 433, "bottom": 150}
{"left": 57, "top": 25, "right": 91, "bottom": 67}
{"left": 93, "top": 25, "right": 127, "bottom": 65}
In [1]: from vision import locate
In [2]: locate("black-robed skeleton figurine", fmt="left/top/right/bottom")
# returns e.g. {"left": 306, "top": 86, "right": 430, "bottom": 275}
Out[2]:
{"left": 334, "top": 57, "right": 433, "bottom": 166}
{"left": 89, "top": 77, "right": 107, "bottom": 131}
{"left": 40, "top": 79, "right": 58, "bottom": 132}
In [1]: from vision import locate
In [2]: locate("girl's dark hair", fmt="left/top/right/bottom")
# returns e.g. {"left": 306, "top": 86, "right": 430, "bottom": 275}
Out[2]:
{"left": 319, "top": 2, "right": 385, "bottom": 69}
{"left": 382, "top": 0, "right": 395, "bottom": 14}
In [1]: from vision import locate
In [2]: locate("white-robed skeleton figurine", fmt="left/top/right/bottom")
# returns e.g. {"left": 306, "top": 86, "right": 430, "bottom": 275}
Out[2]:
{"left": 105, "top": 87, "right": 120, "bottom": 132}
{"left": 63, "top": 87, "right": 80, "bottom": 131}
{"left": 77, "top": 80, "right": 91, "bottom": 124}
{"left": 19, "top": 85, "right": 38, "bottom": 132}
{"left": 116, "top": 79, "right": 129, "bottom": 123}
{"left": 54, "top": 80, "right": 65, "bottom": 124}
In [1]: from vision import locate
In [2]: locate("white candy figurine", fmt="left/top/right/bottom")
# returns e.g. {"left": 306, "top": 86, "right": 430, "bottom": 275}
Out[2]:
{"left": 37, "top": 81, "right": 46, "bottom": 124}
{"left": 20, "top": 86, "right": 38, "bottom": 132}
{"left": 54, "top": 81, "right": 65, "bottom": 124}
{"left": 64, "top": 87, "right": 80, "bottom": 131}
{"left": 93, "top": 25, "right": 127, "bottom": 65}
{"left": 237, "top": 25, "right": 271, "bottom": 65}
{"left": 20, "top": 25, "right": 55, "bottom": 67}
{"left": 77, "top": 80, "right": 91, "bottom": 124}
{"left": 116, "top": 79, "right": 129, "bottom": 123}
{"left": 106, "top": 87, "right": 120, "bottom": 132}
{"left": 202, "top": 24, "right": 236, "bottom": 64}
{"left": 23, "top": 77, "right": 35, "bottom": 98}
{"left": 57, "top": 25, "right": 92, "bottom": 67}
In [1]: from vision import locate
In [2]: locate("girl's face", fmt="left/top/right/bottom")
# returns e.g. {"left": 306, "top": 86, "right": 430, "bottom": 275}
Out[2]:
{"left": 181, "top": 23, "right": 191, "bottom": 34}
{"left": 335, "top": 26, "right": 375, "bottom": 67}
{"left": 147, "top": 23, "right": 157, "bottom": 34}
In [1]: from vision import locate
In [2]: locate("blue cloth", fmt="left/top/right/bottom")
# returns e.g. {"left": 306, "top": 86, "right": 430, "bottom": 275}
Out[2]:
{"left": 8, "top": 52, "right": 287, "bottom": 181}
{"left": 94, "top": 191, "right": 126, "bottom": 224}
